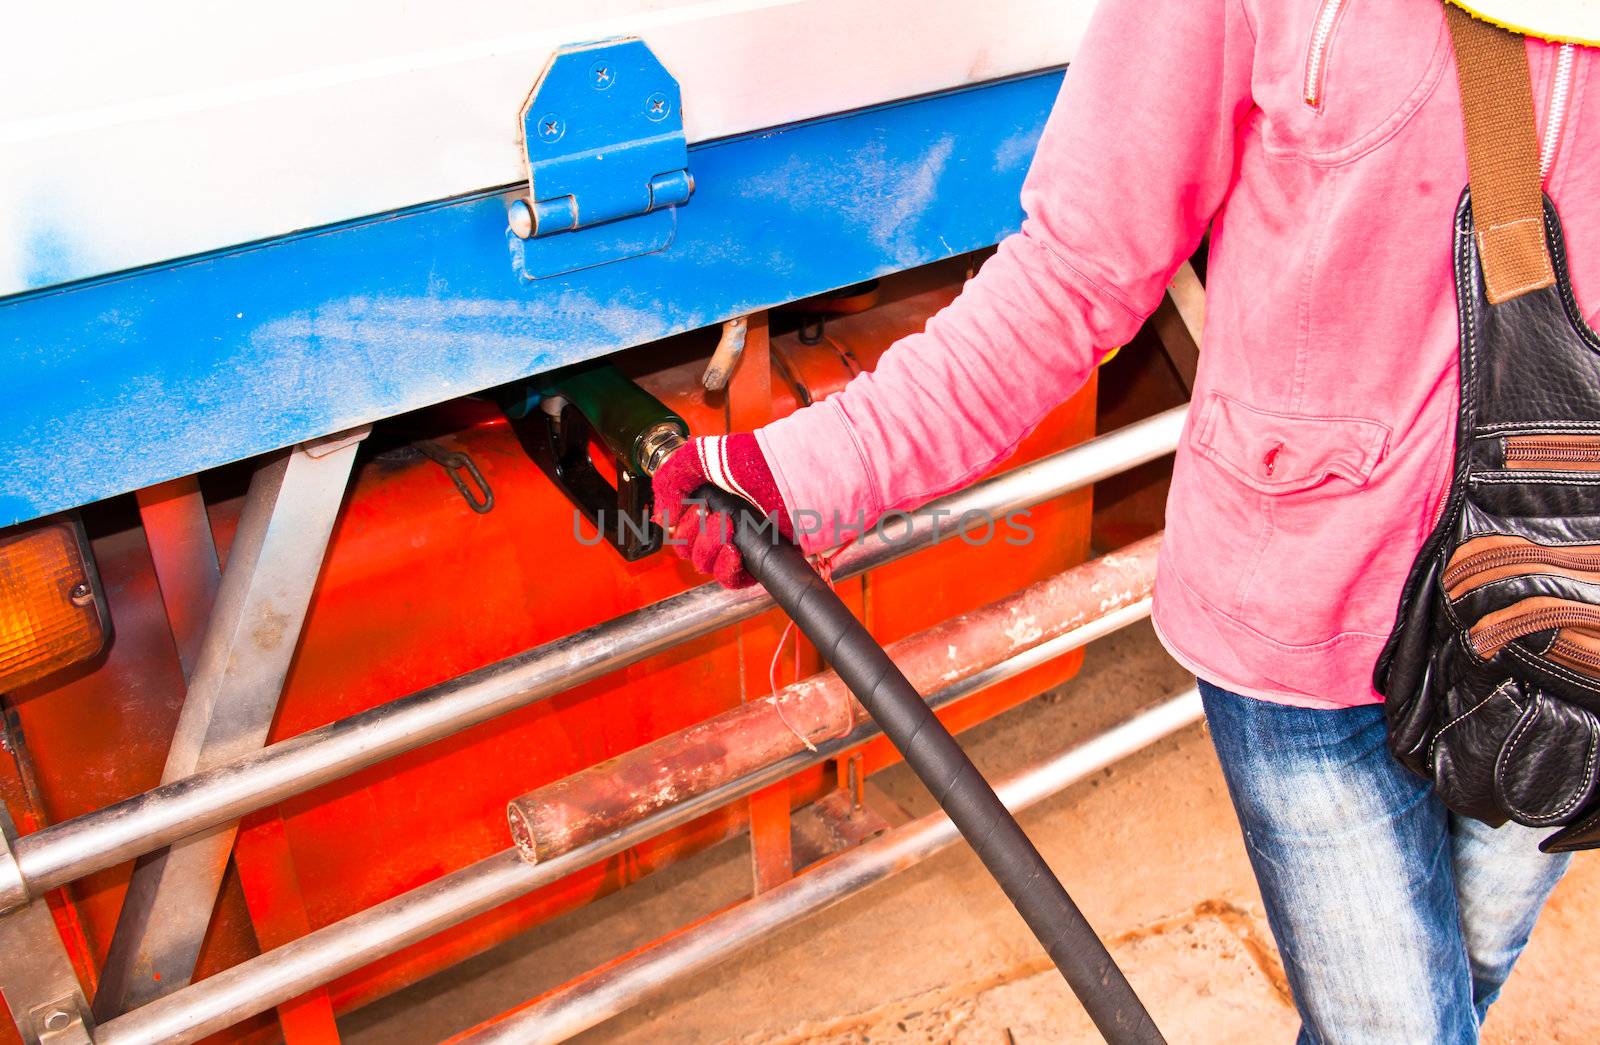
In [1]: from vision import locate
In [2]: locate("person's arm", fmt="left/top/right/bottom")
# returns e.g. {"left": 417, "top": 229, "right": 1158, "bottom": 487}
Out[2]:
{"left": 758, "top": 0, "right": 1257, "bottom": 551}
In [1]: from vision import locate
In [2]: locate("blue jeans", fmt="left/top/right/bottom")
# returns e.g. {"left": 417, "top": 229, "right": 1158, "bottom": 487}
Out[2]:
{"left": 1199, "top": 680, "right": 1570, "bottom": 1044}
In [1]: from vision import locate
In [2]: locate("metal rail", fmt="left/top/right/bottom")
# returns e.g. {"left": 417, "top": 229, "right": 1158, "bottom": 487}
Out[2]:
{"left": 3, "top": 406, "right": 1186, "bottom": 907}
{"left": 457, "top": 688, "right": 1205, "bottom": 1044}
{"left": 94, "top": 599, "right": 1163, "bottom": 1045}
{"left": 508, "top": 535, "right": 1161, "bottom": 862}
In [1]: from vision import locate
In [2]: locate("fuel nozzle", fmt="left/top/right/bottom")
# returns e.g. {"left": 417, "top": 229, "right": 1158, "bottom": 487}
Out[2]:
{"left": 637, "top": 425, "right": 686, "bottom": 478}
{"left": 507, "top": 363, "right": 689, "bottom": 561}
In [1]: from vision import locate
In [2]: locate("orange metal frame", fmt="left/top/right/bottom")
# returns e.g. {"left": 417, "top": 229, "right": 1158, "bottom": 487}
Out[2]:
{"left": 0, "top": 263, "right": 1097, "bottom": 1042}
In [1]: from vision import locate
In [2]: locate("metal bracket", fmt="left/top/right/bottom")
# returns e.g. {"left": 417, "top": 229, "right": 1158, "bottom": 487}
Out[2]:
{"left": 28, "top": 1000, "right": 89, "bottom": 1045}
{"left": 0, "top": 810, "right": 92, "bottom": 1045}
{"left": 507, "top": 38, "right": 693, "bottom": 279}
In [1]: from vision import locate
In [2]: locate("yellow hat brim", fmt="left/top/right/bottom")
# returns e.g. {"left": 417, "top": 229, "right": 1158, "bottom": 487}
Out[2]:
{"left": 1446, "top": 0, "right": 1600, "bottom": 45}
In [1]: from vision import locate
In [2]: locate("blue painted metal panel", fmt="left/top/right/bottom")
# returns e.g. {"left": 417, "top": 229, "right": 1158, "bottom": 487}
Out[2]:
{"left": 0, "top": 71, "right": 1062, "bottom": 528}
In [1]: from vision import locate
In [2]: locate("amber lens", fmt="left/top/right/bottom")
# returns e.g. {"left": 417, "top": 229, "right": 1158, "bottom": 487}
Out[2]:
{"left": 0, "top": 520, "right": 106, "bottom": 691}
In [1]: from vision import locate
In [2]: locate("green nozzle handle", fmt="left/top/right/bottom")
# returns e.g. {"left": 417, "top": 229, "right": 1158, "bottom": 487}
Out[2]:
{"left": 535, "top": 364, "right": 688, "bottom": 477}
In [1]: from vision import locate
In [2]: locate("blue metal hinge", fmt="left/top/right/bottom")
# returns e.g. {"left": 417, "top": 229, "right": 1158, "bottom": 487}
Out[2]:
{"left": 507, "top": 38, "right": 694, "bottom": 279}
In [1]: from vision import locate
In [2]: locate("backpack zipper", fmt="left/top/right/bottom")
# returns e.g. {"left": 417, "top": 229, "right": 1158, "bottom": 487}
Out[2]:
{"left": 1551, "top": 631, "right": 1600, "bottom": 674}
{"left": 1503, "top": 434, "right": 1600, "bottom": 471}
{"left": 1541, "top": 43, "right": 1576, "bottom": 182}
{"left": 1303, "top": 0, "right": 1347, "bottom": 109}
{"left": 1444, "top": 543, "right": 1600, "bottom": 593}
{"left": 1471, "top": 604, "right": 1600, "bottom": 659}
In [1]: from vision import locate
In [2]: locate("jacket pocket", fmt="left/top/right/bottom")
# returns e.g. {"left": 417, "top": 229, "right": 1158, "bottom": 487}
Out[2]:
{"left": 1273, "top": 0, "right": 1451, "bottom": 163}
{"left": 1192, "top": 392, "right": 1391, "bottom": 495}
{"left": 1168, "top": 393, "right": 1403, "bottom": 647}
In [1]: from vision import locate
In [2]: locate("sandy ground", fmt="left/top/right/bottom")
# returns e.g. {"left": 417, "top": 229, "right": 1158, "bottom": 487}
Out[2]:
{"left": 344, "top": 622, "right": 1600, "bottom": 1043}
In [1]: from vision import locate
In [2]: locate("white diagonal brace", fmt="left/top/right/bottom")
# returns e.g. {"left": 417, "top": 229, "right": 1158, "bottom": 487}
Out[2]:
{"left": 93, "top": 428, "right": 367, "bottom": 1019}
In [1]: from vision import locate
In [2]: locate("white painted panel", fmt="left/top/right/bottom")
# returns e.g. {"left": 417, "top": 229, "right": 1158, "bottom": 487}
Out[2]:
{"left": 0, "top": 0, "right": 1094, "bottom": 295}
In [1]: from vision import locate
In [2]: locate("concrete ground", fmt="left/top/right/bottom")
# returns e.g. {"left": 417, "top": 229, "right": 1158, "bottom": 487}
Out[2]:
{"left": 344, "top": 622, "right": 1600, "bottom": 1044}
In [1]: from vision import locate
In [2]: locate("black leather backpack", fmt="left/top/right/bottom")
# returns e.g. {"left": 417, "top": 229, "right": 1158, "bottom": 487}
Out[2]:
{"left": 1376, "top": 7, "right": 1600, "bottom": 853}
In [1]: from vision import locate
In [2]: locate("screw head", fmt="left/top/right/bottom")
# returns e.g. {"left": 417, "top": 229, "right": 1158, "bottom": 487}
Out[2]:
{"left": 589, "top": 60, "right": 614, "bottom": 89}
{"left": 535, "top": 113, "right": 564, "bottom": 143}
{"left": 44, "top": 1011, "right": 71, "bottom": 1031}
{"left": 644, "top": 92, "right": 670, "bottom": 122}
{"left": 69, "top": 582, "right": 93, "bottom": 607}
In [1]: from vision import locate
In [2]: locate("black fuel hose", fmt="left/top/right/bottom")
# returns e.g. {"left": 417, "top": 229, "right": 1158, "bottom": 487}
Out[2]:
{"left": 695, "top": 485, "right": 1165, "bottom": 1045}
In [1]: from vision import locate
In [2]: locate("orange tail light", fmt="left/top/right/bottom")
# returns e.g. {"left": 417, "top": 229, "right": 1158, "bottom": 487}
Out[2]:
{"left": 0, "top": 516, "right": 108, "bottom": 692}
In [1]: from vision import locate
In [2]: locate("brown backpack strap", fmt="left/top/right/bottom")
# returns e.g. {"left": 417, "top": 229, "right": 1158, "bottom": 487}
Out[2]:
{"left": 1444, "top": 3, "right": 1555, "bottom": 304}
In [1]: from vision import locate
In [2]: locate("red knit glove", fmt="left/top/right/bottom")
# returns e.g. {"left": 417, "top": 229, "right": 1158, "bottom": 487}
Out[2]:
{"left": 652, "top": 433, "right": 793, "bottom": 589}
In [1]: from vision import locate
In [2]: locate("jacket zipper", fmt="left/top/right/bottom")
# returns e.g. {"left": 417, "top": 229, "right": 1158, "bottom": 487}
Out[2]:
{"left": 1425, "top": 467, "right": 1450, "bottom": 535}
{"left": 1303, "top": 0, "right": 1347, "bottom": 109}
{"left": 1304, "top": 12, "right": 1572, "bottom": 149}
{"left": 1541, "top": 43, "right": 1576, "bottom": 182}
{"left": 1471, "top": 604, "right": 1600, "bottom": 659}
{"left": 1444, "top": 544, "right": 1600, "bottom": 592}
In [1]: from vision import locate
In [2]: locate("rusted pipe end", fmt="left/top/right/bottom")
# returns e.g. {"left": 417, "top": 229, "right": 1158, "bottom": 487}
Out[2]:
{"left": 506, "top": 801, "right": 543, "bottom": 864}
{"left": 702, "top": 316, "right": 748, "bottom": 392}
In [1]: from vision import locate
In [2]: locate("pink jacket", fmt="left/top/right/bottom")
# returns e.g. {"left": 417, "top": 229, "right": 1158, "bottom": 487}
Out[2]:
{"left": 757, "top": 0, "right": 1600, "bottom": 709}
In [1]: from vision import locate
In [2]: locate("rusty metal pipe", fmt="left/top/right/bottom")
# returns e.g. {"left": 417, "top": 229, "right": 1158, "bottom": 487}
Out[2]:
{"left": 6, "top": 407, "right": 1185, "bottom": 907}
{"left": 509, "top": 535, "right": 1161, "bottom": 863}
{"left": 458, "top": 688, "right": 1204, "bottom": 1045}
{"left": 92, "top": 590, "right": 1161, "bottom": 1045}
